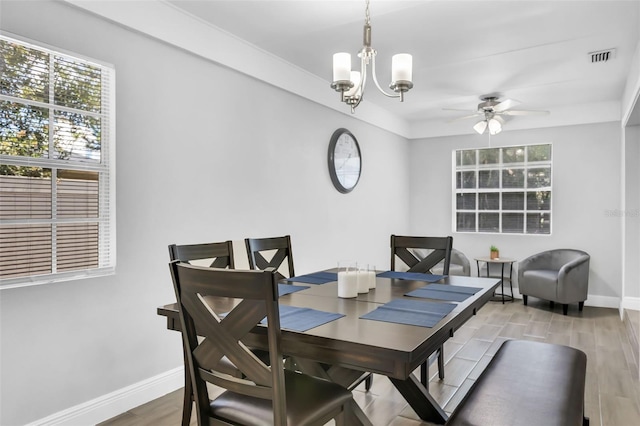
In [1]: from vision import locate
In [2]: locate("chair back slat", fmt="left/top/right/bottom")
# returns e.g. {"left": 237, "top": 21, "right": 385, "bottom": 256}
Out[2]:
{"left": 169, "top": 262, "right": 286, "bottom": 424}
{"left": 168, "top": 241, "right": 235, "bottom": 269}
{"left": 391, "top": 235, "right": 453, "bottom": 275}
{"left": 245, "top": 235, "right": 295, "bottom": 278}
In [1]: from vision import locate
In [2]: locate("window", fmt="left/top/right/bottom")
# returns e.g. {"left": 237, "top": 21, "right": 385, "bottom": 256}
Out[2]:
{"left": 454, "top": 144, "right": 551, "bottom": 234}
{"left": 0, "top": 34, "right": 115, "bottom": 288}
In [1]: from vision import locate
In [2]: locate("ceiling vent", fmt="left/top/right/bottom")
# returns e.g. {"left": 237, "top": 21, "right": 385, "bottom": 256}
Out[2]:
{"left": 589, "top": 48, "right": 616, "bottom": 63}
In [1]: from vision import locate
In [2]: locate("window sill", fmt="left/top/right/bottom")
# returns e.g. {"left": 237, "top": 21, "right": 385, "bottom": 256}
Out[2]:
{"left": 0, "top": 267, "right": 116, "bottom": 290}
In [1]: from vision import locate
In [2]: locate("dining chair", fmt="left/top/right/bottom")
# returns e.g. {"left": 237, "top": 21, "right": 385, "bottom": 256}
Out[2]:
{"left": 390, "top": 234, "right": 454, "bottom": 387}
{"left": 391, "top": 235, "right": 453, "bottom": 275}
{"left": 169, "top": 261, "right": 356, "bottom": 425}
{"left": 168, "top": 241, "right": 238, "bottom": 426}
{"left": 245, "top": 235, "right": 295, "bottom": 279}
{"left": 245, "top": 234, "right": 373, "bottom": 391}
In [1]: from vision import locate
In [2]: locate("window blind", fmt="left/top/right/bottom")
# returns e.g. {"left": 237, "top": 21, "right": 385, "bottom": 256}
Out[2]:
{"left": 0, "top": 34, "right": 115, "bottom": 287}
{"left": 453, "top": 144, "right": 552, "bottom": 235}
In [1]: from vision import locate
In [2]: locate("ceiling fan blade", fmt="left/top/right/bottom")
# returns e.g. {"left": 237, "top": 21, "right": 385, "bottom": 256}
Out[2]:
{"left": 493, "top": 98, "right": 520, "bottom": 112}
{"left": 501, "top": 109, "right": 550, "bottom": 116}
{"left": 447, "top": 113, "right": 483, "bottom": 123}
{"left": 442, "top": 108, "right": 478, "bottom": 112}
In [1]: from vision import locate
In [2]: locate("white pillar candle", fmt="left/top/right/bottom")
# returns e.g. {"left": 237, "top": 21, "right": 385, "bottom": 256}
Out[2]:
{"left": 333, "top": 52, "right": 351, "bottom": 82}
{"left": 338, "top": 270, "right": 358, "bottom": 298}
{"left": 391, "top": 53, "right": 413, "bottom": 82}
{"left": 357, "top": 269, "right": 369, "bottom": 294}
{"left": 367, "top": 270, "right": 377, "bottom": 289}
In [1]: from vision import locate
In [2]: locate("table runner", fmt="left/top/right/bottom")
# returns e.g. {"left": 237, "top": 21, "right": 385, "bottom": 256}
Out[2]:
{"left": 377, "top": 270, "right": 445, "bottom": 283}
{"left": 285, "top": 271, "right": 338, "bottom": 285}
{"left": 261, "top": 305, "right": 345, "bottom": 332}
{"left": 360, "top": 298, "right": 456, "bottom": 328}
{"left": 277, "top": 283, "right": 309, "bottom": 297}
{"left": 406, "top": 283, "right": 481, "bottom": 302}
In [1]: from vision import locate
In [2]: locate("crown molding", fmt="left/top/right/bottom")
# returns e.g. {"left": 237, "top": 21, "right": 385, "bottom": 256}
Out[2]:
{"left": 62, "top": 0, "right": 411, "bottom": 138}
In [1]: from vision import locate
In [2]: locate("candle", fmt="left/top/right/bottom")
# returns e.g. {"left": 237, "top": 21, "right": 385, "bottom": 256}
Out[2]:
{"left": 391, "top": 53, "right": 412, "bottom": 82}
{"left": 357, "top": 268, "right": 369, "bottom": 294}
{"left": 338, "top": 270, "right": 358, "bottom": 298}
{"left": 333, "top": 52, "right": 351, "bottom": 82}
{"left": 367, "top": 270, "right": 376, "bottom": 289}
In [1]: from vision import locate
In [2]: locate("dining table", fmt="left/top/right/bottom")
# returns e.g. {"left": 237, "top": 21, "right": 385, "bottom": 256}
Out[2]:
{"left": 157, "top": 270, "right": 500, "bottom": 425}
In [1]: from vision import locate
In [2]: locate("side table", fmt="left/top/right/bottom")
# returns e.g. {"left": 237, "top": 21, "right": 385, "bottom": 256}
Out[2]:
{"left": 474, "top": 257, "right": 516, "bottom": 304}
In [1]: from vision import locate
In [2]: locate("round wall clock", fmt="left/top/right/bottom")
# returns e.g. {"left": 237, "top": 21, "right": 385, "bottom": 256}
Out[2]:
{"left": 328, "top": 128, "right": 361, "bottom": 193}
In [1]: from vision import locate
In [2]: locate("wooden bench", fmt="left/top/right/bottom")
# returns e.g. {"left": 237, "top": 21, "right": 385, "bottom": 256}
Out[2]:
{"left": 446, "top": 339, "right": 589, "bottom": 426}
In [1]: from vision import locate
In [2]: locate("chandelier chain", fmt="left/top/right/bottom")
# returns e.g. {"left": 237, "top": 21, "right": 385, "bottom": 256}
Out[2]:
{"left": 365, "top": 0, "right": 370, "bottom": 25}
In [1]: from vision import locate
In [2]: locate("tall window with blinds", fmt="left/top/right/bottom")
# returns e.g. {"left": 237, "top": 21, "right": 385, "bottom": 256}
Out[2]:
{"left": 454, "top": 144, "right": 552, "bottom": 234}
{"left": 0, "top": 34, "right": 115, "bottom": 287}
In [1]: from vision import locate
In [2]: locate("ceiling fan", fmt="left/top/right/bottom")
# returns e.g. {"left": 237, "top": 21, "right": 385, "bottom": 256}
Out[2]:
{"left": 444, "top": 95, "right": 549, "bottom": 135}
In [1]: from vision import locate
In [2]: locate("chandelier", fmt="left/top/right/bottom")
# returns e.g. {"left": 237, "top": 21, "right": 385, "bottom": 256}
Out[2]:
{"left": 330, "top": 0, "right": 413, "bottom": 113}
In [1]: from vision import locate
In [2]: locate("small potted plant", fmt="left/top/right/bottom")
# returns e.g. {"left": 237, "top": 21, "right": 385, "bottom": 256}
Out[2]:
{"left": 490, "top": 245, "right": 499, "bottom": 259}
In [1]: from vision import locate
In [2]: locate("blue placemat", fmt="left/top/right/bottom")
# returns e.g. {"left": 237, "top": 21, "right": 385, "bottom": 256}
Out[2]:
{"left": 376, "top": 270, "right": 446, "bottom": 283}
{"left": 277, "top": 283, "right": 309, "bottom": 297}
{"left": 406, "top": 283, "right": 482, "bottom": 302}
{"left": 262, "top": 305, "right": 345, "bottom": 332}
{"left": 286, "top": 271, "right": 338, "bottom": 285}
{"left": 426, "top": 283, "right": 481, "bottom": 294}
{"left": 360, "top": 298, "right": 456, "bottom": 328}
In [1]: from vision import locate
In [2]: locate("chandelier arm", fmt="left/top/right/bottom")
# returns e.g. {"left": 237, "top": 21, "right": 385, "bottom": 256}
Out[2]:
{"left": 358, "top": 53, "right": 368, "bottom": 95}
{"left": 371, "top": 54, "right": 401, "bottom": 99}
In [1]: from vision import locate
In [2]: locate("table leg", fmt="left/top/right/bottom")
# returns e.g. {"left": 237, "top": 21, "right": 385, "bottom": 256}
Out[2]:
{"left": 501, "top": 263, "right": 505, "bottom": 304}
{"left": 292, "top": 358, "right": 373, "bottom": 426}
{"left": 509, "top": 262, "right": 514, "bottom": 299}
{"left": 390, "top": 375, "right": 448, "bottom": 424}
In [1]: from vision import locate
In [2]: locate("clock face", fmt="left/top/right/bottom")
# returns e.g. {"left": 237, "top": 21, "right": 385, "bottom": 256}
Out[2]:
{"left": 328, "top": 129, "right": 361, "bottom": 193}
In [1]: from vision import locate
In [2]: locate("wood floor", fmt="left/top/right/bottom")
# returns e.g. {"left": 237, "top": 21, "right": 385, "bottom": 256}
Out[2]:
{"left": 100, "top": 300, "right": 640, "bottom": 426}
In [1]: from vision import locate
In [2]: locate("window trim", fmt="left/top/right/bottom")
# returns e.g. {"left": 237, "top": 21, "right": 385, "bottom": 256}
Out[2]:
{"left": 451, "top": 143, "right": 553, "bottom": 236}
{"left": 0, "top": 31, "right": 116, "bottom": 289}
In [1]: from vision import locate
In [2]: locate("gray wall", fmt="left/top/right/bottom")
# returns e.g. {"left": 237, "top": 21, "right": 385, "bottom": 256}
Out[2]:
{"left": 624, "top": 125, "right": 640, "bottom": 298}
{"left": 0, "top": 1, "right": 411, "bottom": 424}
{"left": 409, "top": 123, "right": 623, "bottom": 300}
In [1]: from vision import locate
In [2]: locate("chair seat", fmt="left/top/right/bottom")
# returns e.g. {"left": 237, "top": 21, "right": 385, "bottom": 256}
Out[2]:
{"left": 210, "top": 370, "right": 353, "bottom": 426}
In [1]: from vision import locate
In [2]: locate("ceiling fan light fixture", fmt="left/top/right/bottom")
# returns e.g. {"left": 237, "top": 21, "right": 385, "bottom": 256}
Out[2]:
{"left": 473, "top": 120, "right": 488, "bottom": 134}
{"left": 488, "top": 117, "right": 502, "bottom": 135}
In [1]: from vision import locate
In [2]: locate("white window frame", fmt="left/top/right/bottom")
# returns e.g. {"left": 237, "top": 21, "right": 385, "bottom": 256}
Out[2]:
{"left": 452, "top": 143, "right": 552, "bottom": 235}
{"left": 0, "top": 32, "right": 116, "bottom": 289}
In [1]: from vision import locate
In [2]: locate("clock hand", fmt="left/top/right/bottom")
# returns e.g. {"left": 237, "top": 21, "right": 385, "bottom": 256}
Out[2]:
{"left": 338, "top": 153, "right": 352, "bottom": 170}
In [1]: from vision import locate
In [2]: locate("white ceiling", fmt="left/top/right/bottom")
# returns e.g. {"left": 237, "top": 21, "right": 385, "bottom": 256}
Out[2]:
{"left": 72, "top": 0, "right": 640, "bottom": 136}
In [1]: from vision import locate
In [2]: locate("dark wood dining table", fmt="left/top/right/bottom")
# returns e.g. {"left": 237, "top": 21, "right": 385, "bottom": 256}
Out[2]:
{"left": 158, "top": 271, "right": 500, "bottom": 425}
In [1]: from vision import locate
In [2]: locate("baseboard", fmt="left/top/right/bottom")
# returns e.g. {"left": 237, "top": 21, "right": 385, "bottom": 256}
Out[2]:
{"left": 511, "top": 287, "right": 621, "bottom": 309}
{"left": 584, "top": 294, "right": 621, "bottom": 309}
{"left": 621, "top": 296, "right": 640, "bottom": 311}
{"left": 26, "top": 366, "right": 184, "bottom": 426}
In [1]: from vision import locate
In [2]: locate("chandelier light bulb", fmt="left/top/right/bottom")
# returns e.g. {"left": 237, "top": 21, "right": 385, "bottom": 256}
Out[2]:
{"left": 391, "top": 54, "right": 413, "bottom": 83}
{"left": 345, "top": 71, "right": 362, "bottom": 97}
{"left": 332, "top": 52, "right": 351, "bottom": 82}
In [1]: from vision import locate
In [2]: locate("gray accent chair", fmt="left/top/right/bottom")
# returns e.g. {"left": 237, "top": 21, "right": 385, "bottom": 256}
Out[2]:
{"left": 432, "top": 248, "right": 471, "bottom": 276}
{"left": 518, "top": 249, "right": 590, "bottom": 315}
